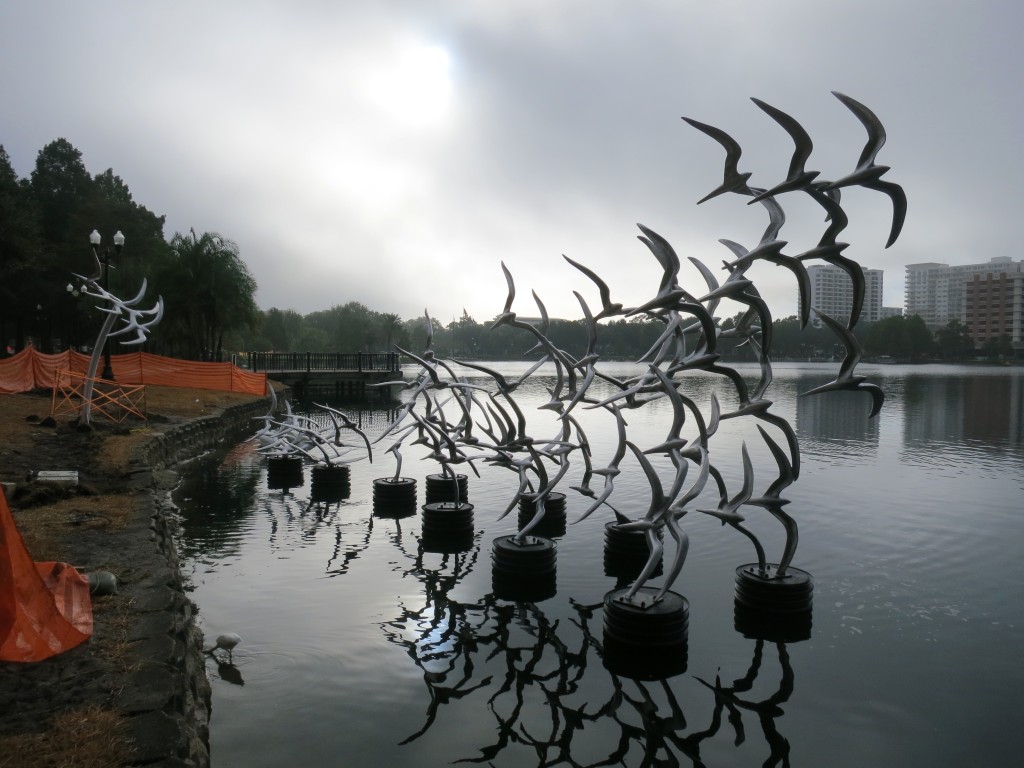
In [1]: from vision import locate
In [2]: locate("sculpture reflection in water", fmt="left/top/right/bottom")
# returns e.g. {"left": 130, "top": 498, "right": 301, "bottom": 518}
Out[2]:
{"left": 379, "top": 519, "right": 804, "bottom": 766}
{"left": 376, "top": 92, "right": 904, "bottom": 635}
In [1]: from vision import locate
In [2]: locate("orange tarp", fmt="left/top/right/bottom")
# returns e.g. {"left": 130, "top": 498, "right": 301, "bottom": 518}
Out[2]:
{"left": 1, "top": 487, "right": 93, "bottom": 662}
{"left": 0, "top": 347, "right": 266, "bottom": 396}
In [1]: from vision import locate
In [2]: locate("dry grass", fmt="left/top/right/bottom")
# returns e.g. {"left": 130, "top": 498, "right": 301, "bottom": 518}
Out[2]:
{"left": 3, "top": 386, "right": 270, "bottom": 560}
{"left": 11, "top": 495, "right": 135, "bottom": 564}
{"left": 91, "top": 595, "right": 140, "bottom": 676}
{"left": 0, "top": 705, "right": 135, "bottom": 768}
{"left": 100, "top": 387, "right": 269, "bottom": 473}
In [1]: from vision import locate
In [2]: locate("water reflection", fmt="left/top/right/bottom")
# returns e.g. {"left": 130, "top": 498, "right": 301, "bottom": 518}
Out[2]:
{"left": 385, "top": 590, "right": 802, "bottom": 765}
{"left": 372, "top": 504, "right": 802, "bottom": 765}
{"left": 902, "top": 373, "right": 1024, "bottom": 448}
{"left": 174, "top": 442, "right": 262, "bottom": 560}
{"left": 795, "top": 377, "right": 879, "bottom": 448}
{"left": 213, "top": 658, "right": 246, "bottom": 687}
{"left": 176, "top": 366, "right": 1024, "bottom": 767}
{"left": 692, "top": 639, "right": 795, "bottom": 767}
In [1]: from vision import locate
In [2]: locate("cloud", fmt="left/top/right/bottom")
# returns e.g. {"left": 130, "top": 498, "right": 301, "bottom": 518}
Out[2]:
{"left": 2, "top": 0, "right": 1021, "bottom": 324}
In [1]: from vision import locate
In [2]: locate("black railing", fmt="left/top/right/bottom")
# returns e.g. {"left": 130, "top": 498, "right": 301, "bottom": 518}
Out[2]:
{"left": 247, "top": 351, "right": 401, "bottom": 373}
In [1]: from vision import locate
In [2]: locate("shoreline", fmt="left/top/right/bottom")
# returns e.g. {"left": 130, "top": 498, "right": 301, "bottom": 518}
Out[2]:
{"left": 1, "top": 390, "right": 272, "bottom": 768}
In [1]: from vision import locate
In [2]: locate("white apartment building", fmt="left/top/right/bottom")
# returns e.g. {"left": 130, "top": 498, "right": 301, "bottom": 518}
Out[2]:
{"left": 800, "top": 264, "right": 883, "bottom": 327}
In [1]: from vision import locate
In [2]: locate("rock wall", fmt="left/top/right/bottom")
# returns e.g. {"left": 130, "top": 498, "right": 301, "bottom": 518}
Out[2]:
{"left": 118, "top": 396, "right": 271, "bottom": 767}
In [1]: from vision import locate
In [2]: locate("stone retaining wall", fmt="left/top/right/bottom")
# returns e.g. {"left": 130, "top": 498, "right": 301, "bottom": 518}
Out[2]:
{"left": 117, "top": 396, "right": 271, "bottom": 767}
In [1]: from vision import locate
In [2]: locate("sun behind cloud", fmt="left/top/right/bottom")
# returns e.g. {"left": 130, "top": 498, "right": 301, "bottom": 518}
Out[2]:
{"left": 364, "top": 42, "right": 453, "bottom": 126}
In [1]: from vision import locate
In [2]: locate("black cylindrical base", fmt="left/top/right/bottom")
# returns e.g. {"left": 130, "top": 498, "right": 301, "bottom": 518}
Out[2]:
{"left": 310, "top": 465, "right": 351, "bottom": 503}
{"left": 734, "top": 564, "right": 813, "bottom": 614}
{"left": 267, "top": 455, "right": 304, "bottom": 491}
{"left": 517, "top": 492, "right": 567, "bottom": 538}
{"left": 603, "top": 587, "right": 688, "bottom": 679}
{"left": 421, "top": 529, "right": 475, "bottom": 553}
{"left": 491, "top": 534, "right": 557, "bottom": 602}
{"left": 734, "top": 602, "right": 813, "bottom": 643}
{"left": 420, "top": 501, "right": 474, "bottom": 552}
{"left": 421, "top": 501, "right": 474, "bottom": 531}
{"left": 603, "top": 521, "right": 663, "bottom": 578}
{"left": 425, "top": 473, "right": 468, "bottom": 504}
{"left": 373, "top": 477, "right": 417, "bottom": 517}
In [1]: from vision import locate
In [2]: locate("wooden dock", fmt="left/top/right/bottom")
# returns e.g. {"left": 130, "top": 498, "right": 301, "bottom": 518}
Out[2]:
{"left": 245, "top": 351, "right": 404, "bottom": 400}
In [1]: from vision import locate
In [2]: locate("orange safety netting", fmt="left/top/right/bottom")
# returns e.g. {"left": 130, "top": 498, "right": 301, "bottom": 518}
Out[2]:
{"left": 0, "top": 347, "right": 266, "bottom": 396}
{"left": 1, "top": 487, "right": 93, "bottom": 662}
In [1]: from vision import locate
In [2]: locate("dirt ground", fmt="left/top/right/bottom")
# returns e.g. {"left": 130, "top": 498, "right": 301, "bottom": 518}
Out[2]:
{"left": 0, "top": 386, "right": 265, "bottom": 768}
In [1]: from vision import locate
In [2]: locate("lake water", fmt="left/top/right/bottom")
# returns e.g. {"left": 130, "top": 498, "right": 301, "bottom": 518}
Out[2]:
{"left": 172, "top": 362, "right": 1024, "bottom": 767}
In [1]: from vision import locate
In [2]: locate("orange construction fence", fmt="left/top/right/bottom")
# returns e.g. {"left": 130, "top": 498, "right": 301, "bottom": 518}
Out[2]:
{"left": 1, "top": 486, "right": 93, "bottom": 662}
{"left": 0, "top": 347, "right": 267, "bottom": 396}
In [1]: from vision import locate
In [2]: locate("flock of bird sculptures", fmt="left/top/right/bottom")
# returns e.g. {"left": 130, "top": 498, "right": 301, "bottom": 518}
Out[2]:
{"left": 253, "top": 91, "right": 904, "bottom": 609}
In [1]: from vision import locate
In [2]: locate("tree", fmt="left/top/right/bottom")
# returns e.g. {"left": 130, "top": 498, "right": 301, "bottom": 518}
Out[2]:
{"left": 935, "top": 320, "right": 975, "bottom": 359}
{"left": 29, "top": 139, "right": 93, "bottom": 249}
{"left": 263, "top": 308, "right": 305, "bottom": 350}
{"left": 861, "top": 315, "right": 930, "bottom": 359}
{"left": 380, "top": 312, "right": 406, "bottom": 351}
{"left": 151, "top": 231, "right": 260, "bottom": 360}
{"left": 0, "top": 146, "right": 45, "bottom": 352}
{"left": 980, "top": 334, "right": 1014, "bottom": 360}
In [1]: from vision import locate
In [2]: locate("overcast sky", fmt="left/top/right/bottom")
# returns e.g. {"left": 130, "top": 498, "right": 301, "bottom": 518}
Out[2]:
{"left": 2, "top": 1, "right": 1020, "bottom": 326}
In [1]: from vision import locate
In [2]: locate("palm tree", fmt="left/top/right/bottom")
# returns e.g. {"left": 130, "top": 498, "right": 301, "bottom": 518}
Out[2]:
{"left": 381, "top": 312, "right": 403, "bottom": 350}
{"left": 154, "top": 230, "right": 260, "bottom": 360}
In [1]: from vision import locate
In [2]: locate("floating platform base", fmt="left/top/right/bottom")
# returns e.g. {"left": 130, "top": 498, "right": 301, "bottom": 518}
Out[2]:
{"left": 735, "top": 564, "right": 813, "bottom": 614}
{"left": 372, "top": 477, "right": 417, "bottom": 517}
{"left": 266, "top": 456, "right": 303, "bottom": 491}
{"left": 603, "top": 587, "right": 688, "bottom": 679}
{"left": 517, "top": 492, "right": 567, "bottom": 538}
{"left": 425, "top": 473, "right": 468, "bottom": 505}
{"left": 734, "top": 602, "right": 813, "bottom": 643}
{"left": 491, "top": 535, "right": 557, "bottom": 602}
{"left": 603, "top": 521, "right": 663, "bottom": 580}
{"left": 421, "top": 501, "right": 474, "bottom": 553}
{"left": 310, "top": 465, "right": 350, "bottom": 504}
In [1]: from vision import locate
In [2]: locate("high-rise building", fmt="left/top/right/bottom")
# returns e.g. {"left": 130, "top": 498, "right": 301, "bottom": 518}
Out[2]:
{"left": 904, "top": 257, "right": 1024, "bottom": 335}
{"left": 964, "top": 271, "right": 1024, "bottom": 349}
{"left": 800, "top": 264, "right": 882, "bottom": 326}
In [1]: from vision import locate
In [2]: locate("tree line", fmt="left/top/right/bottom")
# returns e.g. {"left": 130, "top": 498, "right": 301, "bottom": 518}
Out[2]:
{"left": 236, "top": 306, "right": 1018, "bottom": 364}
{"left": 3, "top": 138, "right": 1016, "bottom": 366}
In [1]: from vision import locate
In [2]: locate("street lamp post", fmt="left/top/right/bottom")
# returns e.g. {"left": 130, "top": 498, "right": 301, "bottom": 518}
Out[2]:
{"left": 89, "top": 229, "right": 125, "bottom": 380}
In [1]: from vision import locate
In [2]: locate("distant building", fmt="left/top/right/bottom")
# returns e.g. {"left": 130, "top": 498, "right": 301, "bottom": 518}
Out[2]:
{"left": 904, "top": 257, "right": 1024, "bottom": 337}
{"left": 964, "top": 271, "right": 1024, "bottom": 349}
{"left": 880, "top": 306, "right": 904, "bottom": 320}
{"left": 800, "top": 264, "right": 883, "bottom": 327}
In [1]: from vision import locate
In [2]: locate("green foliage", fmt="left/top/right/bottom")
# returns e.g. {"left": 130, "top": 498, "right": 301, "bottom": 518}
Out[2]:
{"left": 934, "top": 320, "right": 975, "bottom": 359}
{"left": 980, "top": 334, "right": 1014, "bottom": 359}
{"left": 0, "top": 146, "right": 46, "bottom": 345}
{"left": 1, "top": 139, "right": 176, "bottom": 354}
{"left": 148, "top": 231, "right": 260, "bottom": 360}
{"left": 862, "top": 315, "right": 934, "bottom": 360}
{"left": 234, "top": 307, "right": 1006, "bottom": 369}
{"left": 0, "top": 134, "right": 270, "bottom": 361}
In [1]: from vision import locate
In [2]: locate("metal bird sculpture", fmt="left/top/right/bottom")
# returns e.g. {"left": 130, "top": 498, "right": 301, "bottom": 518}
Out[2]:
{"left": 826, "top": 90, "right": 907, "bottom": 248}
{"left": 682, "top": 117, "right": 753, "bottom": 204}
{"left": 801, "top": 308, "right": 885, "bottom": 417}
